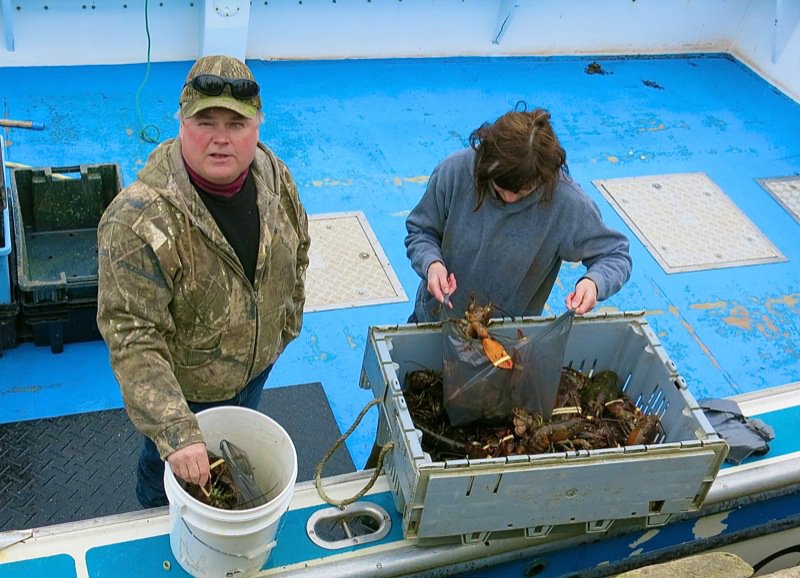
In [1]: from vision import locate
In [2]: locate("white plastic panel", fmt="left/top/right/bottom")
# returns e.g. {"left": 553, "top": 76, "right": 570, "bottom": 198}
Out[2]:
{"left": 305, "top": 211, "right": 408, "bottom": 312}
{"left": 594, "top": 173, "right": 786, "bottom": 273}
{"left": 758, "top": 176, "right": 800, "bottom": 224}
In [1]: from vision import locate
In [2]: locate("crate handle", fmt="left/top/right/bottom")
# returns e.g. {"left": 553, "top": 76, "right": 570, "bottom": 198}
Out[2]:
{"left": 64, "top": 274, "right": 96, "bottom": 285}
{"left": 315, "top": 398, "right": 394, "bottom": 510}
{"left": 49, "top": 165, "right": 82, "bottom": 174}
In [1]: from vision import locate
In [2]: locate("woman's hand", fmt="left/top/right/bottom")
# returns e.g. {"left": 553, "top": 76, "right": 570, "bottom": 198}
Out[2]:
{"left": 426, "top": 261, "right": 457, "bottom": 307}
{"left": 566, "top": 278, "right": 598, "bottom": 315}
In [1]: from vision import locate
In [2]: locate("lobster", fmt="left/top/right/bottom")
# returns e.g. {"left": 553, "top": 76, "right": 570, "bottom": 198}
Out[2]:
{"left": 462, "top": 298, "right": 513, "bottom": 370}
{"left": 519, "top": 417, "right": 589, "bottom": 454}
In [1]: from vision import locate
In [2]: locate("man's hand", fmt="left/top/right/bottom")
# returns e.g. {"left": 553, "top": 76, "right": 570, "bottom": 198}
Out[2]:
{"left": 566, "top": 278, "right": 598, "bottom": 315}
{"left": 426, "top": 261, "right": 457, "bottom": 307}
{"left": 167, "top": 442, "right": 210, "bottom": 487}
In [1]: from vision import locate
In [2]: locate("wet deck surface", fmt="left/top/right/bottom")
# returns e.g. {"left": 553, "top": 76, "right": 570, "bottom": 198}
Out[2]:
{"left": 0, "top": 54, "right": 799, "bottom": 531}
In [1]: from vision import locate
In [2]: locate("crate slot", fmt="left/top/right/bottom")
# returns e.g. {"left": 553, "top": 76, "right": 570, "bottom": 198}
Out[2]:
{"left": 586, "top": 519, "right": 613, "bottom": 533}
{"left": 462, "top": 531, "right": 490, "bottom": 544}
{"left": 524, "top": 525, "right": 552, "bottom": 539}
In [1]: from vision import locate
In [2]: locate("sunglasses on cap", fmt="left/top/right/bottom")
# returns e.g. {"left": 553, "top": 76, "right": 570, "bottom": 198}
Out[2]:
{"left": 185, "top": 74, "right": 260, "bottom": 100}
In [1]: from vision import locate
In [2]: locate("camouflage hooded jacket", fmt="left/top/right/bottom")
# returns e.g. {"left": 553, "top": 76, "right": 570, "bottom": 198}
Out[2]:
{"left": 97, "top": 138, "right": 310, "bottom": 459}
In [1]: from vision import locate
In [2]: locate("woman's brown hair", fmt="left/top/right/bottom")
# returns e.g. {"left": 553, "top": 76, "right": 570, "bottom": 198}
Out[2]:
{"left": 469, "top": 104, "right": 566, "bottom": 210}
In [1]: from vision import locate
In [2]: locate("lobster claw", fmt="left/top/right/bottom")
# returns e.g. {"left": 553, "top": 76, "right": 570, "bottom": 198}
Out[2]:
{"left": 482, "top": 337, "right": 513, "bottom": 370}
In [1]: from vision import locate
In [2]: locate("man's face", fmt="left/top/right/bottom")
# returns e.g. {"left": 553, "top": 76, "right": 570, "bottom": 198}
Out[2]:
{"left": 179, "top": 107, "right": 260, "bottom": 185}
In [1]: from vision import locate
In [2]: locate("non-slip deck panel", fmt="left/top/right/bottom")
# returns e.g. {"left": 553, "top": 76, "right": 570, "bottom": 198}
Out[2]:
{"left": 758, "top": 177, "right": 800, "bottom": 224}
{"left": 0, "top": 382, "right": 354, "bottom": 533}
{"left": 594, "top": 173, "right": 786, "bottom": 273}
{"left": 305, "top": 212, "right": 408, "bottom": 312}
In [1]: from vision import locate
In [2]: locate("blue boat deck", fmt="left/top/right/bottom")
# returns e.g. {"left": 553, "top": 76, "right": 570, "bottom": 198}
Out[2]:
{"left": 1, "top": 52, "right": 799, "bottom": 576}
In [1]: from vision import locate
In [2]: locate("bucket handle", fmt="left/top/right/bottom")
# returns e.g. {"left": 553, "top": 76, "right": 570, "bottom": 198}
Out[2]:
{"left": 315, "top": 398, "right": 393, "bottom": 510}
{"left": 179, "top": 517, "right": 276, "bottom": 560}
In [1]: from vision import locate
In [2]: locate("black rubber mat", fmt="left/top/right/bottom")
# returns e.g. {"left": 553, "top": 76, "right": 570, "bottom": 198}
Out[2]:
{"left": 0, "top": 382, "right": 354, "bottom": 532}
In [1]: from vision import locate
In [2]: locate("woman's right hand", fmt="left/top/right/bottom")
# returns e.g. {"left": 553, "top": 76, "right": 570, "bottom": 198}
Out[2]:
{"left": 426, "top": 261, "right": 457, "bottom": 307}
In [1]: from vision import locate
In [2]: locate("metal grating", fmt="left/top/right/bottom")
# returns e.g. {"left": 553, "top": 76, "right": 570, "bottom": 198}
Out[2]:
{"left": 305, "top": 211, "right": 407, "bottom": 312}
{"left": 757, "top": 176, "right": 800, "bottom": 224}
{"left": 593, "top": 172, "right": 786, "bottom": 273}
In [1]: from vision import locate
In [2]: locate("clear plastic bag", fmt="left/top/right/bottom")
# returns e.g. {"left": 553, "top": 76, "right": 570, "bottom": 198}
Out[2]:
{"left": 442, "top": 310, "right": 574, "bottom": 426}
{"left": 508, "top": 310, "right": 574, "bottom": 420}
{"left": 442, "top": 321, "right": 518, "bottom": 425}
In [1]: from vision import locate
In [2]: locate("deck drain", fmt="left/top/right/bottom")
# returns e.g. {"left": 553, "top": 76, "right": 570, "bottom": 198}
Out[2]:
{"left": 757, "top": 176, "right": 800, "bottom": 224}
{"left": 306, "top": 501, "right": 391, "bottom": 549}
{"left": 593, "top": 172, "right": 786, "bottom": 273}
{"left": 305, "top": 211, "right": 407, "bottom": 312}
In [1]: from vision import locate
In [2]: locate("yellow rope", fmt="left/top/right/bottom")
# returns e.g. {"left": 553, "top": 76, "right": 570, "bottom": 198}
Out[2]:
{"left": 4, "top": 161, "right": 72, "bottom": 180}
{"left": 315, "top": 398, "right": 394, "bottom": 510}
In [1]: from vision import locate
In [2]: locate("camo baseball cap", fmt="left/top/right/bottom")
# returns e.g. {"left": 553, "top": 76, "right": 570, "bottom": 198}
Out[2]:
{"left": 179, "top": 55, "right": 262, "bottom": 119}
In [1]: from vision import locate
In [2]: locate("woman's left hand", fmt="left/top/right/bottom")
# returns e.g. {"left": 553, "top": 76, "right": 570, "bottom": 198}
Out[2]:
{"left": 566, "top": 278, "right": 598, "bottom": 315}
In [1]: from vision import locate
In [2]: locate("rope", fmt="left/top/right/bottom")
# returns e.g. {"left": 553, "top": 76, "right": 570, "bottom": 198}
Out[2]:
{"left": 315, "top": 398, "right": 394, "bottom": 510}
{"left": 4, "top": 161, "right": 71, "bottom": 180}
{"left": 135, "top": 0, "right": 160, "bottom": 144}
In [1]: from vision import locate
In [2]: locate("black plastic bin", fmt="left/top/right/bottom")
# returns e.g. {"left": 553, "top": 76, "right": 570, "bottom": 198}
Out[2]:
{"left": 0, "top": 302, "right": 19, "bottom": 357}
{"left": 22, "top": 299, "right": 101, "bottom": 354}
{"left": 10, "top": 164, "right": 123, "bottom": 352}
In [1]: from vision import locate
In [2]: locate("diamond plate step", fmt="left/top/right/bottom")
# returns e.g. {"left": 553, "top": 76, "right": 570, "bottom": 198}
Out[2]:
{"left": 0, "top": 382, "right": 353, "bottom": 532}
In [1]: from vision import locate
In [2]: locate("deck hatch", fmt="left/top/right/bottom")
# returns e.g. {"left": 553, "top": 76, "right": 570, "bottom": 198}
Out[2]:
{"left": 593, "top": 172, "right": 786, "bottom": 273}
{"left": 757, "top": 176, "right": 800, "bottom": 224}
{"left": 305, "top": 211, "right": 407, "bottom": 312}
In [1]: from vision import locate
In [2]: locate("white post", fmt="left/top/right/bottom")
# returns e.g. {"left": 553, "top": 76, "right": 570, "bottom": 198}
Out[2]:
{"left": 2, "top": 0, "right": 14, "bottom": 52}
{"left": 200, "top": 0, "right": 251, "bottom": 60}
{"left": 773, "top": 0, "right": 800, "bottom": 64}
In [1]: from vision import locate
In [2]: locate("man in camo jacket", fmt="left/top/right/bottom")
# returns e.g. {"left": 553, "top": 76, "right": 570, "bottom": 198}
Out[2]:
{"left": 97, "top": 55, "right": 310, "bottom": 508}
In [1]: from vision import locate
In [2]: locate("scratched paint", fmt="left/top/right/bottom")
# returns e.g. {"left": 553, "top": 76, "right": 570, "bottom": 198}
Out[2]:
{"left": 723, "top": 304, "right": 753, "bottom": 331}
{"left": 706, "top": 294, "right": 799, "bottom": 340}
{"left": 669, "top": 305, "right": 727, "bottom": 373}
{"left": 692, "top": 510, "right": 730, "bottom": 539}
{"left": 690, "top": 301, "right": 728, "bottom": 311}
{"left": 392, "top": 176, "right": 430, "bottom": 186}
{"left": 343, "top": 327, "right": 362, "bottom": 350}
{"left": 310, "top": 178, "right": 353, "bottom": 187}
{"left": 638, "top": 122, "right": 667, "bottom": 132}
{"left": 304, "top": 333, "right": 337, "bottom": 363}
{"left": 628, "top": 528, "right": 660, "bottom": 549}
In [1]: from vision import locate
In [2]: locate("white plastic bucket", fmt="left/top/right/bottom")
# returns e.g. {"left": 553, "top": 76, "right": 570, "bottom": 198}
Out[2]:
{"left": 164, "top": 406, "right": 298, "bottom": 578}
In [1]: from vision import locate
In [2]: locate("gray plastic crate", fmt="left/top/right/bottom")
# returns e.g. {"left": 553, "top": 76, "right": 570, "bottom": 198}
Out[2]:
{"left": 360, "top": 311, "right": 728, "bottom": 543}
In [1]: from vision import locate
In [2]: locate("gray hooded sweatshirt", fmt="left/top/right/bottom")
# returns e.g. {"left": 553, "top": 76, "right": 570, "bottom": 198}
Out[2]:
{"left": 405, "top": 148, "right": 632, "bottom": 322}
